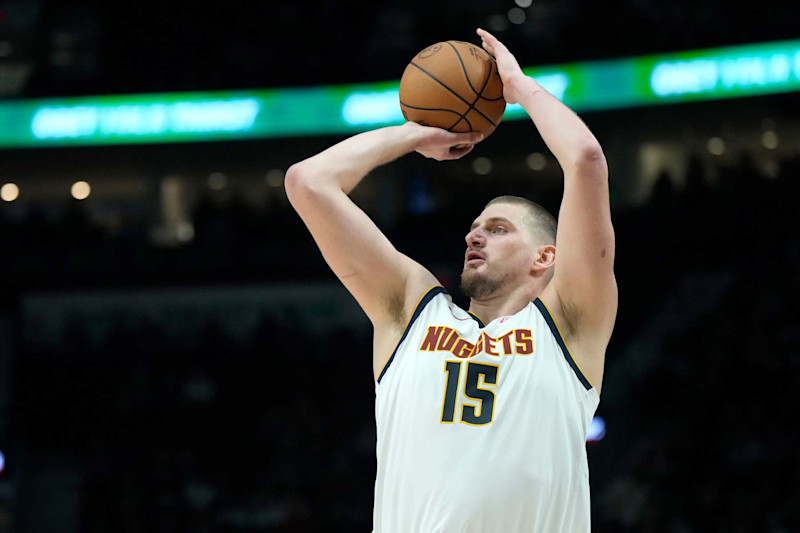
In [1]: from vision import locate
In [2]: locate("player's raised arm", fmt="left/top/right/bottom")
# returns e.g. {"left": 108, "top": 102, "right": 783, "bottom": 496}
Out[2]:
{"left": 477, "top": 29, "right": 617, "bottom": 381}
{"left": 285, "top": 123, "right": 482, "bottom": 362}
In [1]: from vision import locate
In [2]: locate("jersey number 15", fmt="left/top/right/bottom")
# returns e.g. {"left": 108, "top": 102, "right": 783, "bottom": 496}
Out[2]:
{"left": 441, "top": 361, "right": 498, "bottom": 425}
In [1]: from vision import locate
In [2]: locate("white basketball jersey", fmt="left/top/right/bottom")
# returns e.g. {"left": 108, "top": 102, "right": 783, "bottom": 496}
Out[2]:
{"left": 373, "top": 287, "right": 600, "bottom": 533}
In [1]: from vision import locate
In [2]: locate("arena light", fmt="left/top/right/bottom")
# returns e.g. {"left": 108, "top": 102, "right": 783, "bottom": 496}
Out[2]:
{"left": 265, "top": 169, "right": 285, "bottom": 187}
{"left": 472, "top": 157, "right": 492, "bottom": 175}
{"left": 762, "top": 131, "right": 778, "bottom": 149}
{"left": 1, "top": 182, "right": 19, "bottom": 201}
{"left": 587, "top": 416, "right": 606, "bottom": 443}
{"left": 342, "top": 90, "right": 403, "bottom": 126}
{"left": 176, "top": 221, "right": 195, "bottom": 243}
{"left": 207, "top": 172, "right": 227, "bottom": 191}
{"left": 507, "top": 7, "right": 526, "bottom": 25}
{"left": 71, "top": 180, "right": 91, "bottom": 200}
{"left": 0, "top": 38, "right": 798, "bottom": 148}
{"left": 526, "top": 152, "right": 547, "bottom": 171}
{"left": 707, "top": 137, "right": 726, "bottom": 156}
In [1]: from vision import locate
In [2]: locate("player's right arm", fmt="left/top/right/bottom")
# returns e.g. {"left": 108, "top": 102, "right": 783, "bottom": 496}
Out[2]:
{"left": 285, "top": 123, "right": 482, "bottom": 377}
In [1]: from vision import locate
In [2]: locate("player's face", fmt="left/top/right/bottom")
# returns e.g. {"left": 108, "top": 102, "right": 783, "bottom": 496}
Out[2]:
{"left": 460, "top": 203, "right": 536, "bottom": 299}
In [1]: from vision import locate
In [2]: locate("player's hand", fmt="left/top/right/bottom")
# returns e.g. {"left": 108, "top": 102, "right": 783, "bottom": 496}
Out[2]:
{"left": 403, "top": 122, "right": 483, "bottom": 161}
{"left": 477, "top": 28, "right": 531, "bottom": 105}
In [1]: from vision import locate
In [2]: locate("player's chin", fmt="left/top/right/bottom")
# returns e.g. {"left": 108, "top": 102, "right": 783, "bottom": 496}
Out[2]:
{"left": 460, "top": 266, "right": 484, "bottom": 282}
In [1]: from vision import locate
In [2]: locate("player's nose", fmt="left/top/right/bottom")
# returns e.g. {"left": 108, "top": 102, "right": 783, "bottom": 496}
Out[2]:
{"left": 465, "top": 227, "right": 485, "bottom": 248}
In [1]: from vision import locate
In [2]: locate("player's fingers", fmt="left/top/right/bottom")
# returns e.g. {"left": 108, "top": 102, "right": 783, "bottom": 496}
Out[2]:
{"left": 477, "top": 28, "right": 493, "bottom": 39}
{"left": 477, "top": 28, "right": 501, "bottom": 48}
{"left": 446, "top": 144, "right": 475, "bottom": 160}
{"left": 449, "top": 131, "right": 484, "bottom": 145}
{"left": 477, "top": 28, "right": 510, "bottom": 57}
{"left": 434, "top": 130, "right": 482, "bottom": 149}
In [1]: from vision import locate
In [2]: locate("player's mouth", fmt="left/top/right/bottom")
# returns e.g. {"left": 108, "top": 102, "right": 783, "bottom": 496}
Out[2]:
{"left": 466, "top": 250, "right": 486, "bottom": 266}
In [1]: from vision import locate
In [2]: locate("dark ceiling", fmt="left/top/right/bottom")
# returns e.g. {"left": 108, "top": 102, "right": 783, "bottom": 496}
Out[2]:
{"left": 3, "top": 0, "right": 799, "bottom": 98}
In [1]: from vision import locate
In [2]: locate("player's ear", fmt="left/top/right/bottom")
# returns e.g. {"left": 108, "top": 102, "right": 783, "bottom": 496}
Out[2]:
{"left": 531, "top": 244, "right": 556, "bottom": 273}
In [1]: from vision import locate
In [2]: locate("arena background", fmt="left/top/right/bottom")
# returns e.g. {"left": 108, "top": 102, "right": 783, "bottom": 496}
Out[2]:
{"left": 0, "top": 0, "right": 799, "bottom": 531}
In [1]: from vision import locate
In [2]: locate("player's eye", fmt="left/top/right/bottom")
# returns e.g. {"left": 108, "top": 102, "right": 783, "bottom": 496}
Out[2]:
{"left": 493, "top": 226, "right": 506, "bottom": 234}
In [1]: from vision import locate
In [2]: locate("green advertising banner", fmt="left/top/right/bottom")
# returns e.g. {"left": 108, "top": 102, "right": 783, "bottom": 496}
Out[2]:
{"left": 1, "top": 38, "right": 799, "bottom": 148}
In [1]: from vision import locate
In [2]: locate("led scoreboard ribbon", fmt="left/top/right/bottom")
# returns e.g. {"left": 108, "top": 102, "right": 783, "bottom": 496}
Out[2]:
{"left": 1, "top": 38, "right": 799, "bottom": 148}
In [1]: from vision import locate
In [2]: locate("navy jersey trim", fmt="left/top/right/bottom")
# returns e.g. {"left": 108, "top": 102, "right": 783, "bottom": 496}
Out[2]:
{"left": 377, "top": 286, "right": 447, "bottom": 384}
{"left": 533, "top": 298, "right": 593, "bottom": 391}
{"left": 467, "top": 311, "right": 486, "bottom": 328}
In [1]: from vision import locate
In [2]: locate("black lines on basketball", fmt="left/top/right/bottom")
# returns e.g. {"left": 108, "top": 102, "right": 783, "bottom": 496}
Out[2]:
{"left": 398, "top": 40, "right": 507, "bottom": 138}
{"left": 446, "top": 113, "right": 473, "bottom": 133}
{"left": 480, "top": 63, "right": 505, "bottom": 102}
{"left": 409, "top": 61, "right": 498, "bottom": 129}
{"left": 446, "top": 41, "right": 483, "bottom": 97}
{"left": 410, "top": 62, "right": 471, "bottom": 107}
{"left": 444, "top": 41, "right": 504, "bottom": 103}
{"left": 476, "top": 63, "right": 492, "bottom": 100}
{"left": 399, "top": 101, "right": 463, "bottom": 117}
{"left": 461, "top": 69, "right": 499, "bottom": 128}
{"left": 458, "top": 73, "right": 497, "bottom": 129}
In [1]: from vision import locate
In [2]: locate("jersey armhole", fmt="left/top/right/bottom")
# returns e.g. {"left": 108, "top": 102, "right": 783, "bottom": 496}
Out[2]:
{"left": 376, "top": 286, "right": 446, "bottom": 384}
{"left": 533, "top": 298, "right": 594, "bottom": 391}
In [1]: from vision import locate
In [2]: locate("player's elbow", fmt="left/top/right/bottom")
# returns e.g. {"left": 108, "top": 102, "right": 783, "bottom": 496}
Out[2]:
{"left": 285, "top": 162, "right": 307, "bottom": 190}
{"left": 577, "top": 140, "right": 606, "bottom": 167}
{"left": 285, "top": 162, "right": 315, "bottom": 210}
{"left": 570, "top": 139, "right": 607, "bottom": 178}
{"left": 578, "top": 140, "right": 605, "bottom": 164}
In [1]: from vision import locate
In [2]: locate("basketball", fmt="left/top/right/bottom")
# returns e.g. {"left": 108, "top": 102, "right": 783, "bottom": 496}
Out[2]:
{"left": 399, "top": 40, "right": 506, "bottom": 140}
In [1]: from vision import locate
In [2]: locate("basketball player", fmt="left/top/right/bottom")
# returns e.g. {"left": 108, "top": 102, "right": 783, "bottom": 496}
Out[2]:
{"left": 285, "top": 28, "right": 616, "bottom": 532}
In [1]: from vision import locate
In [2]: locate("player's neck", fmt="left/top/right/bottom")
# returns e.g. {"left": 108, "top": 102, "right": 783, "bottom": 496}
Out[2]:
{"left": 468, "top": 282, "right": 542, "bottom": 325}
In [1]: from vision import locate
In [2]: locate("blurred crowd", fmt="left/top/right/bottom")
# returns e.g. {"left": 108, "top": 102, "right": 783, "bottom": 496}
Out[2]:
{"left": 18, "top": 0, "right": 800, "bottom": 98}
{"left": 16, "top": 314, "right": 377, "bottom": 532}
{"left": 5, "top": 149, "right": 800, "bottom": 531}
{"left": 596, "top": 153, "right": 800, "bottom": 532}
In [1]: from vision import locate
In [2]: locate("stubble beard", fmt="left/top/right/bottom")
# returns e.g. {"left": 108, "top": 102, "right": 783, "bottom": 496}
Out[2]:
{"left": 460, "top": 266, "right": 508, "bottom": 300}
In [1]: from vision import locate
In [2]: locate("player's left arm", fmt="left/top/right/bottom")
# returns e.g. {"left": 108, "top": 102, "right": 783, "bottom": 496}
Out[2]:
{"left": 479, "top": 29, "right": 617, "bottom": 388}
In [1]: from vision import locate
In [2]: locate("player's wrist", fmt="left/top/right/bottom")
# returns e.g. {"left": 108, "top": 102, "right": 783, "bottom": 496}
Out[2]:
{"left": 509, "top": 74, "right": 539, "bottom": 99}
{"left": 397, "top": 122, "right": 429, "bottom": 150}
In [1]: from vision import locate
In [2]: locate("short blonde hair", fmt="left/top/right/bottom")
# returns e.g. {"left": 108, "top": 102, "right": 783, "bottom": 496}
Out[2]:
{"left": 485, "top": 195, "right": 557, "bottom": 246}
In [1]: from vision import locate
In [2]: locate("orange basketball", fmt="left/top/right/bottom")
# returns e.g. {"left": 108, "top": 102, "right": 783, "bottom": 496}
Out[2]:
{"left": 399, "top": 40, "right": 506, "bottom": 139}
